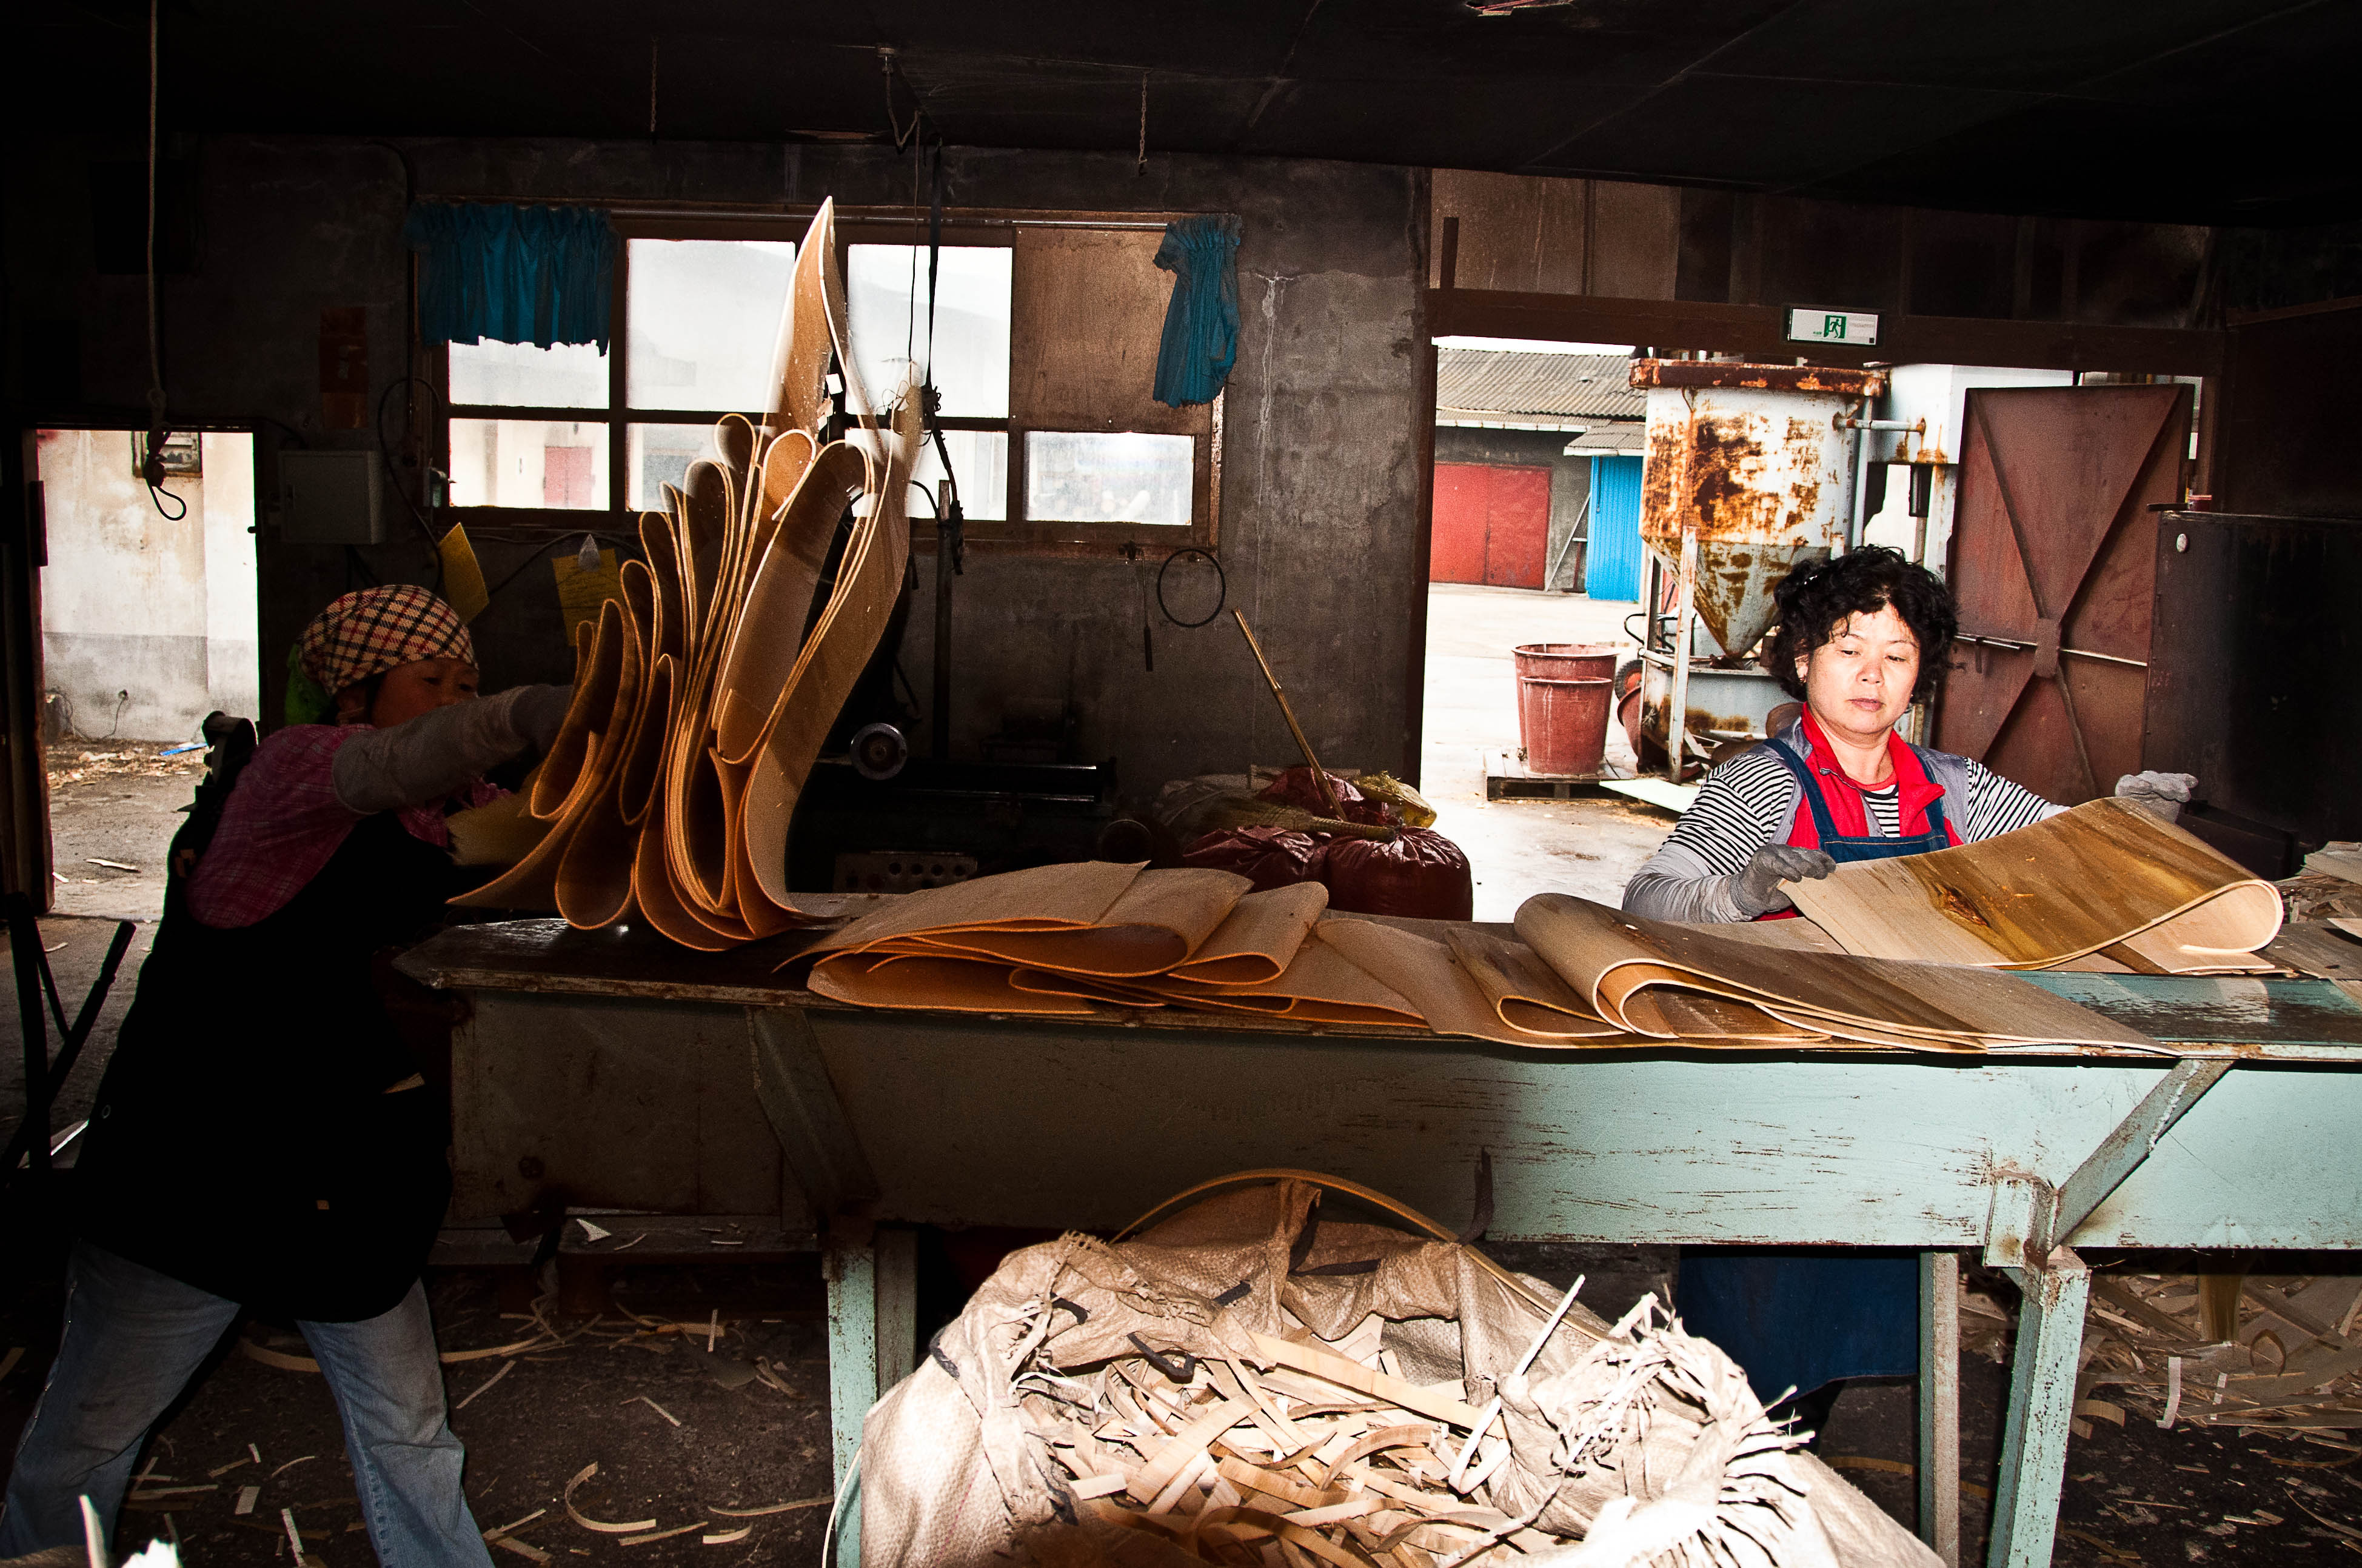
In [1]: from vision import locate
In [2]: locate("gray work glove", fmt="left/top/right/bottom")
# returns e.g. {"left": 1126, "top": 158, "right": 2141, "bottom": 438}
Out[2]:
{"left": 1732, "top": 844, "right": 1837, "bottom": 917}
{"left": 2115, "top": 770, "right": 2196, "bottom": 824}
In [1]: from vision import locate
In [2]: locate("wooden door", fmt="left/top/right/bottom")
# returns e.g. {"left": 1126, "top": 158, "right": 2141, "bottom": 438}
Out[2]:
{"left": 1936, "top": 384, "right": 2191, "bottom": 805}
{"left": 1428, "top": 462, "right": 1549, "bottom": 588}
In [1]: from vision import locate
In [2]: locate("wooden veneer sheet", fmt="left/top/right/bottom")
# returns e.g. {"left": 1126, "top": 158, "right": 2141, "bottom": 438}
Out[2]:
{"left": 1788, "top": 796, "right": 2282, "bottom": 973}
{"left": 1511, "top": 893, "right": 2162, "bottom": 1051}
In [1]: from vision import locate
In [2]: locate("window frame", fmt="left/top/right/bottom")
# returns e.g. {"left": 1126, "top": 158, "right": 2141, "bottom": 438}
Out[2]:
{"left": 427, "top": 206, "right": 1221, "bottom": 558}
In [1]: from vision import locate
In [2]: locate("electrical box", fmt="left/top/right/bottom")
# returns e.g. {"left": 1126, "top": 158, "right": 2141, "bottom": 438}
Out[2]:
{"left": 279, "top": 450, "right": 386, "bottom": 544}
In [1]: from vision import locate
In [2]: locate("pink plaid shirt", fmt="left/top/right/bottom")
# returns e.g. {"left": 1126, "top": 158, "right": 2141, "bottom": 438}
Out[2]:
{"left": 188, "top": 723, "right": 501, "bottom": 929}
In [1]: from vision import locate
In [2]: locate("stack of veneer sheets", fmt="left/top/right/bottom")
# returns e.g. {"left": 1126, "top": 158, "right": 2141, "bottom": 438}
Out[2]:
{"left": 792, "top": 798, "right": 2286, "bottom": 1053}
{"left": 452, "top": 199, "right": 924, "bottom": 950}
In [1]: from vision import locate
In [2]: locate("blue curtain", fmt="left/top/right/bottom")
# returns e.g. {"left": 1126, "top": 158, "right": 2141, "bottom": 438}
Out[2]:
{"left": 1152, "top": 215, "right": 1241, "bottom": 407}
{"left": 403, "top": 204, "right": 618, "bottom": 351}
{"left": 1584, "top": 455, "right": 1645, "bottom": 601}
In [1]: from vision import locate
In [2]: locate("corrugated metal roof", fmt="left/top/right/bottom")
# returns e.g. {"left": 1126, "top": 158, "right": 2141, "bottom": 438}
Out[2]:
{"left": 1436, "top": 350, "right": 1647, "bottom": 423}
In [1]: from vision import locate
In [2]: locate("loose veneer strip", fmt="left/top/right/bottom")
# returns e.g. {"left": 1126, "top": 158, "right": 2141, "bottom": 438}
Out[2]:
{"left": 1513, "top": 893, "right": 2161, "bottom": 1049}
{"left": 529, "top": 604, "right": 626, "bottom": 821}
{"left": 709, "top": 442, "right": 869, "bottom": 764}
{"left": 809, "top": 953, "right": 1105, "bottom": 1016}
{"left": 1247, "top": 1335, "right": 1484, "bottom": 1430}
{"left": 554, "top": 653, "right": 670, "bottom": 929}
{"left": 1313, "top": 918, "right": 1627, "bottom": 1049}
{"left": 739, "top": 399, "right": 915, "bottom": 918}
{"left": 1789, "top": 796, "right": 2281, "bottom": 970}
{"left": 919, "top": 868, "right": 1252, "bottom": 977}
{"left": 811, "top": 859, "right": 1146, "bottom": 957}
{"left": 1128, "top": 1397, "right": 1253, "bottom": 1504}
{"left": 1440, "top": 926, "right": 1622, "bottom": 1038}
{"left": 1150, "top": 927, "right": 1423, "bottom": 1027}
{"left": 1169, "top": 883, "right": 1330, "bottom": 985}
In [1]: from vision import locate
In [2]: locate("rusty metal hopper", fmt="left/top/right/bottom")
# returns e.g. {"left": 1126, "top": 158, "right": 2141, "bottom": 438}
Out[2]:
{"left": 1633, "top": 361, "right": 1884, "bottom": 656}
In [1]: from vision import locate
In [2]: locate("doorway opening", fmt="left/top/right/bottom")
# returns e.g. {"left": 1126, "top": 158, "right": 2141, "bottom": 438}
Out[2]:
{"left": 1420, "top": 337, "right": 1658, "bottom": 919}
{"left": 33, "top": 429, "right": 259, "bottom": 921}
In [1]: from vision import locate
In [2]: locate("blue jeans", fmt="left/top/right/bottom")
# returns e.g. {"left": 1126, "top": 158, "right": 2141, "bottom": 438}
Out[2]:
{"left": 0, "top": 1242, "right": 492, "bottom": 1567}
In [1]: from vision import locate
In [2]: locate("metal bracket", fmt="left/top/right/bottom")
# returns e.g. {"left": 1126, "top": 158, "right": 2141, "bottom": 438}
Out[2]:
{"left": 1984, "top": 1057, "right": 2230, "bottom": 1269}
{"left": 749, "top": 1007, "right": 881, "bottom": 1239}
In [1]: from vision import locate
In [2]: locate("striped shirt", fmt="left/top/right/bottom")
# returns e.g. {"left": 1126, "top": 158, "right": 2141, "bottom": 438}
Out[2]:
{"left": 1624, "top": 740, "right": 2062, "bottom": 922}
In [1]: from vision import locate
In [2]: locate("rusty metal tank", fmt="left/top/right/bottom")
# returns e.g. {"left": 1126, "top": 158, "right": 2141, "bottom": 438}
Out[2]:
{"left": 1631, "top": 360, "right": 1887, "bottom": 656}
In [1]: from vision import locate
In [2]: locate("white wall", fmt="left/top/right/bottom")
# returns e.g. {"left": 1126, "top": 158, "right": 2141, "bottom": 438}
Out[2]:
{"left": 36, "top": 429, "right": 260, "bottom": 740}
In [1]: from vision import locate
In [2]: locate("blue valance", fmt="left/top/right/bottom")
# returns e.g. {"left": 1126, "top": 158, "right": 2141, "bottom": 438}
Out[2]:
{"left": 403, "top": 203, "right": 618, "bottom": 352}
{"left": 1152, "top": 214, "right": 1242, "bottom": 407}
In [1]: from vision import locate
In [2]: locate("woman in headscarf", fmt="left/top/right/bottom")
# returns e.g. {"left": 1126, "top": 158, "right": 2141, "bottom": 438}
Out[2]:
{"left": 2, "top": 585, "right": 571, "bottom": 1563}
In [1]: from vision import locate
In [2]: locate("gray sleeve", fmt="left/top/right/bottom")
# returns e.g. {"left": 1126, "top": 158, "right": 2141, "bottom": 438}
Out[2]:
{"left": 1618, "top": 754, "right": 1788, "bottom": 924}
{"left": 1622, "top": 839, "right": 1751, "bottom": 924}
{"left": 330, "top": 684, "right": 574, "bottom": 815}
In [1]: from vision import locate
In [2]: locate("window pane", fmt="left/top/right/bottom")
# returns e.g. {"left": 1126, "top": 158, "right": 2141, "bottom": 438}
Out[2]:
{"left": 627, "top": 239, "right": 795, "bottom": 412}
{"left": 627, "top": 422, "right": 724, "bottom": 512}
{"left": 848, "top": 245, "right": 1011, "bottom": 418}
{"left": 1025, "top": 432, "right": 1193, "bottom": 525}
{"left": 448, "top": 340, "right": 607, "bottom": 409}
{"left": 448, "top": 419, "right": 609, "bottom": 510}
{"left": 911, "top": 430, "right": 1009, "bottom": 523}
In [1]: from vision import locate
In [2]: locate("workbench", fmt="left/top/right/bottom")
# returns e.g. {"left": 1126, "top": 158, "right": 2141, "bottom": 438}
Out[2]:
{"left": 401, "top": 919, "right": 2362, "bottom": 1568}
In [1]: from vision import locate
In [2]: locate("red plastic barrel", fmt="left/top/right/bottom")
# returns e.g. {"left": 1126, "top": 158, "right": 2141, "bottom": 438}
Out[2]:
{"left": 1513, "top": 643, "right": 1618, "bottom": 777}
{"left": 1513, "top": 642, "right": 1619, "bottom": 681}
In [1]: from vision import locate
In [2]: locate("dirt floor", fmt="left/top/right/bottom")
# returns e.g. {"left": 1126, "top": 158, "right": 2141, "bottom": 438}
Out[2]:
{"left": 1419, "top": 583, "right": 1670, "bottom": 919}
{"left": 6, "top": 629, "right": 2362, "bottom": 1564}
{"left": 40, "top": 740, "right": 204, "bottom": 924}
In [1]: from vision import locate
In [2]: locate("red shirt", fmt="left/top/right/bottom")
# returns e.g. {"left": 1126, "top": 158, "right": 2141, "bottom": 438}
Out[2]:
{"left": 1781, "top": 712, "right": 1962, "bottom": 852}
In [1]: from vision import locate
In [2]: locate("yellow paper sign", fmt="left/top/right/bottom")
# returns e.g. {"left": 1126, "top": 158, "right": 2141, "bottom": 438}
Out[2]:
{"left": 438, "top": 522, "right": 490, "bottom": 624}
{"left": 552, "top": 548, "right": 623, "bottom": 647}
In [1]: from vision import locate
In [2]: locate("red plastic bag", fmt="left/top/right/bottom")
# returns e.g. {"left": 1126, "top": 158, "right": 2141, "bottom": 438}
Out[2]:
{"left": 1257, "top": 767, "right": 1391, "bottom": 826}
{"left": 1180, "top": 826, "right": 1322, "bottom": 892}
{"left": 1316, "top": 827, "right": 1474, "bottom": 920}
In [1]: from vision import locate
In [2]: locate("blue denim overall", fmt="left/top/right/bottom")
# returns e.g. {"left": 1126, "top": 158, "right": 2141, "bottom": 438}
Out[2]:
{"left": 1676, "top": 737, "right": 1952, "bottom": 1406}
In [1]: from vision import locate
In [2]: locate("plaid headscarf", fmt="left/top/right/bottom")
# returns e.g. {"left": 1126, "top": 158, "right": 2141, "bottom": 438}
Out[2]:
{"left": 298, "top": 585, "right": 476, "bottom": 699}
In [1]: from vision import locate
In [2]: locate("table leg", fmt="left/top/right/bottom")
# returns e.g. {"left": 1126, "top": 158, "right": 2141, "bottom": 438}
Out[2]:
{"left": 825, "top": 1238, "right": 877, "bottom": 1563}
{"left": 1987, "top": 1248, "right": 2091, "bottom": 1568}
{"left": 875, "top": 1227, "right": 918, "bottom": 1392}
{"left": 1919, "top": 1249, "right": 1961, "bottom": 1567}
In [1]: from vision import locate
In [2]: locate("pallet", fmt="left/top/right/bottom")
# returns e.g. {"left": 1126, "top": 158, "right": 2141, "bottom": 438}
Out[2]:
{"left": 1482, "top": 750, "right": 1629, "bottom": 801}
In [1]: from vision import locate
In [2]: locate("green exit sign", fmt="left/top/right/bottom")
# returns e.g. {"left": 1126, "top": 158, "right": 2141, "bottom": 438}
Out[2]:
{"left": 1785, "top": 307, "right": 1880, "bottom": 347}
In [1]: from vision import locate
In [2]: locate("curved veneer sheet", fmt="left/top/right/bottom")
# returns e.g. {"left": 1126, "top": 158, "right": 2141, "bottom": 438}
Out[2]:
{"left": 1787, "top": 797, "right": 2283, "bottom": 973}
{"left": 448, "top": 198, "right": 923, "bottom": 947}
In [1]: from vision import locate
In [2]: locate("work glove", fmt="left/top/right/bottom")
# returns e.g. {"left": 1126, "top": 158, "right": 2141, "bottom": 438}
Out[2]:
{"left": 514, "top": 682, "right": 576, "bottom": 753}
{"left": 1731, "top": 843, "right": 1836, "bottom": 917}
{"left": 2114, "top": 771, "right": 2197, "bottom": 824}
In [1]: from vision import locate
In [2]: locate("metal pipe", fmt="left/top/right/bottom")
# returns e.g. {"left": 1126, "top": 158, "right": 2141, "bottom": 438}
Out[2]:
{"left": 1668, "top": 531, "right": 1696, "bottom": 783}
{"left": 1953, "top": 632, "right": 2147, "bottom": 669}
{"left": 931, "top": 480, "right": 953, "bottom": 759}
{"left": 1839, "top": 417, "right": 1927, "bottom": 433}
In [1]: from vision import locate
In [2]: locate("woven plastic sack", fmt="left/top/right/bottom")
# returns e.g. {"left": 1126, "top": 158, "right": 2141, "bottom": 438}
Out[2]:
{"left": 859, "top": 1177, "right": 1938, "bottom": 1568}
{"left": 1257, "top": 767, "right": 1393, "bottom": 827}
{"left": 1318, "top": 826, "right": 1475, "bottom": 921}
{"left": 1180, "top": 825, "right": 1323, "bottom": 892}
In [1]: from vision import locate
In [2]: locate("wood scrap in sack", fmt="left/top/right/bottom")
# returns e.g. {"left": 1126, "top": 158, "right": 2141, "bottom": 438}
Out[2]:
{"left": 858, "top": 1177, "right": 1936, "bottom": 1567}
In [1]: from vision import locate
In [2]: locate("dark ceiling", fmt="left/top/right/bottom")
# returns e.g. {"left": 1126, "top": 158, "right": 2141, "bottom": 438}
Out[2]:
{"left": 22, "top": 0, "right": 2358, "bottom": 227}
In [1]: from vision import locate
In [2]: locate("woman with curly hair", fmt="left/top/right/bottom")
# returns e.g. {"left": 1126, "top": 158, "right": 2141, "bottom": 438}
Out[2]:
{"left": 1621, "top": 545, "right": 2192, "bottom": 1433}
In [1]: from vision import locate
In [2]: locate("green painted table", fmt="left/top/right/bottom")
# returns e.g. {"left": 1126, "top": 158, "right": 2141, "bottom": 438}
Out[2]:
{"left": 402, "top": 920, "right": 2362, "bottom": 1568}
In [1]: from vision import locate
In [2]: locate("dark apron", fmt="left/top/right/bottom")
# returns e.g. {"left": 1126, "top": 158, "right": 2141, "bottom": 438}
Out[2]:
{"left": 1677, "top": 740, "right": 1950, "bottom": 1404}
{"left": 75, "top": 812, "right": 470, "bottom": 1322}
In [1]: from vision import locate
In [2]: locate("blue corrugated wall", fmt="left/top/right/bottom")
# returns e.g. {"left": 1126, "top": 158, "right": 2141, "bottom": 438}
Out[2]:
{"left": 1584, "top": 455, "right": 1644, "bottom": 601}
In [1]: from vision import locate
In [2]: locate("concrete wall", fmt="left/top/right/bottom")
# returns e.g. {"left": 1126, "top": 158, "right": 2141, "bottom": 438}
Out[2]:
{"left": 6, "top": 135, "right": 1429, "bottom": 791}
{"left": 34, "top": 430, "right": 259, "bottom": 740}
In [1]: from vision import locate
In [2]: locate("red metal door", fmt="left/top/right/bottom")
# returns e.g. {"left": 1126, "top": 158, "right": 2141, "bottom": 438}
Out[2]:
{"left": 1482, "top": 465, "right": 1551, "bottom": 589}
{"left": 1430, "top": 463, "right": 1490, "bottom": 583}
{"left": 1936, "top": 384, "right": 2192, "bottom": 806}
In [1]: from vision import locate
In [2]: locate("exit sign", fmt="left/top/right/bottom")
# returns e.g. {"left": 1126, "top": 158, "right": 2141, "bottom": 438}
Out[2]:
{"left": 1785, "top": 307, "right": 1880, "bottom": 347}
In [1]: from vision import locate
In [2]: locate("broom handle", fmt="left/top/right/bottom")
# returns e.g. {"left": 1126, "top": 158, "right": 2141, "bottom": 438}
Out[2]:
{"left": 1233, "top": 610, "right": 1345, "bottom": 820}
